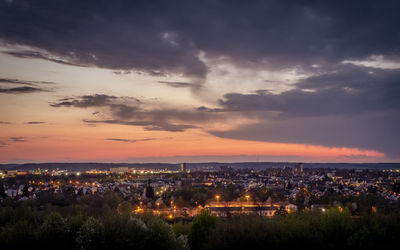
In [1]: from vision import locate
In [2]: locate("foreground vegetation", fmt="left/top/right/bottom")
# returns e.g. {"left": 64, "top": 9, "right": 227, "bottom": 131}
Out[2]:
{"left": 1, "top": 195, "right": 400, "bottom": 250}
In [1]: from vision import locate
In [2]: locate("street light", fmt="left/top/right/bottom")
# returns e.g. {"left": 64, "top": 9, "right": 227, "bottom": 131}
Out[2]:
{"left": 245, "top": 195, "right": 250, "bottom": 203}
{"left": 215, "top": 195, "right": 220, "bottom": 202}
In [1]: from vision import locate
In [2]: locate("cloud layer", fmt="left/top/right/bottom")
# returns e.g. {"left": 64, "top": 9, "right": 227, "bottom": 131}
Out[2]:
{"left": 0, "top": 77, "right": 55, "bottom": 94}
{"left": 205, "top": 64, "right": 400, "bottom": 157}
{"left": 51, "top": 94, "right": 204, "bottom": 132}
{"left": 9, "top": 137, "right": 27, "bottom": 142}
{"left": 1, "top": 0, "right": 400, "bottom": 160}
{"left": 1, "top": 1, "right": 399, "bottom": 78}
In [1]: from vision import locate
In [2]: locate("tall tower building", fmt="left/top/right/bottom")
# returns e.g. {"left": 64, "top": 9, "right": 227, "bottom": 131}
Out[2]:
{"left": 180, "top": 163, "right": 187, "bottom": 172}
{"left": 293, "top": 163, "right": 303, "bottom": 176}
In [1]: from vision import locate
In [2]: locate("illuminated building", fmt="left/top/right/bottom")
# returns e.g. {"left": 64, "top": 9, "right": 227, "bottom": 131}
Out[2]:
{"left": 180, "top": 163, "right": 187, "bottom": 172}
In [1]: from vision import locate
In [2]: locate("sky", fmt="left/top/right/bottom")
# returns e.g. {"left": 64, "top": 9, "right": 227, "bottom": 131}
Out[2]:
{"left": 0, "top": 0, "right": 399, "bottom": 163}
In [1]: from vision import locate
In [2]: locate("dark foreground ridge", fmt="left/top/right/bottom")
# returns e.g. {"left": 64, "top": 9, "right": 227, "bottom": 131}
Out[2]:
{"left": 0, "top": 207, "right": 399, "bottom": 250}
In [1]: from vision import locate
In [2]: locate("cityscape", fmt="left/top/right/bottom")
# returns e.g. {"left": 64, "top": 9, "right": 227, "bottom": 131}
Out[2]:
{"left": 1, "top": 0, "right": 400, "bottom": 249}
{"left": 1, "top": 162, "right": 400, "bottom": 249}
{"left": 2, "top": 163, "right": 400, "bottom": 218}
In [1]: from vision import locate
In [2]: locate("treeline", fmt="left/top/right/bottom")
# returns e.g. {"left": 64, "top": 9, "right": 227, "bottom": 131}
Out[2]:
{"left": 190, "top": 210, "right": 400, "bottom": 250}
{"left": 0, "top": 209, "right": 188, "bottom": 250}
{"left": 1, "top": 198, "right": 400, "bottom": 249}
{"left": 0, "top": 190, "right": 188, "bottom": 249}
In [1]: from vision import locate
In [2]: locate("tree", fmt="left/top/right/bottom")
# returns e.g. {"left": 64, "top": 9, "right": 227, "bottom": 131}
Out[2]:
{"left": 0, "top": 182, "right": 7, "bottom": 200}
{"left": 117, "top": 201, "right": 133, "bottom": 215}
{"left": 222, "top": 184, "right": 239, "bottom": 201}
{"left": 38, "top": 212, "right": 71, "bottom": 249}
{"left": 145, "top": 215, "right": 181, "bottom": 250}
{"left": 76, "top": 217, "right": 104, "bottom": 250}
{"left": 188, "top": 210, "right": 218, "bottom": 250}
{"left": 145, "top": 186, "right": 155, "bottom": 199}
{"left": 22, "top": 184, "right": 29, "bottom": 197}
{"left": 103, "top": 190, "right": 122, "bottom": 209}
{"left": 294, "top": 187, "right": 306, "bottom": 211}
{"left": 254, "top": 187, "right": 272, "bottom": 202}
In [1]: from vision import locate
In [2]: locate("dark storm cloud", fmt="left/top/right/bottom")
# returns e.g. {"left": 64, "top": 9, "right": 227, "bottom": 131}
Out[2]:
{"left": 0, "top": 77, "right": 56, "bottom": 86}
{"left": 112, "top": 71, "right": 131, "bottom": 75}
{"left": 106, "top": 137, "right": 167, "bottom": 143}
{"left": 213, "top": 65, "right": 400, "bottom": 116}
{"left": 0, "top": 77, "right": 56, "bottom": 94}
{"left": 210, "top": 111, "right": 400, "bottom": 157}
{"left": 109, "top": 104, "right": 140, "bottom": 119}
{"left": 207, "top": 65, "right": 400, "bottom": 157}
{"left": 9, "top": 137, "right": 27, "bottom": 142}
{"left": 52, "top": 94, "right": 223, "bottom": 132}
{"left": 25, "top": 121, "right": 45, "bottom": 124}
{"left": 0, "top": 1, "right": 207, "bottom": 79}
{"left": 84, "top": 119, "right": 196, "bottom": 132}
{"left": 0, "top": 86, "right": 47, "bottom": 94}
{"left": 3, "top": 0, "right": 399, "bottom": 156}
{"left": 149, "top": 71, "right": 168, "bottom": 77}
{"left": 1, "top": 0, "right": 399, "bottom": 78}
{"left": 143, "top": 123, "right": 197, "bottom": 132}
{"left": 50, "top": 94, "right": 118, "bottom": 108}
{"left": 106, "top": 138, "right": 148, "bottom": 143}
{"left": 2, "top": 50, "right": 85, "bottom": 67}
{"left": 157, "top": 81, "right": 198, "bottom": 88}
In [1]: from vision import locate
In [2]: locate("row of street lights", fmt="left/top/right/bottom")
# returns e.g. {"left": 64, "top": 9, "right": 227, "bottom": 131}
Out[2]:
{"left": 215, "top": 194, "right": 251, "bottom": 202}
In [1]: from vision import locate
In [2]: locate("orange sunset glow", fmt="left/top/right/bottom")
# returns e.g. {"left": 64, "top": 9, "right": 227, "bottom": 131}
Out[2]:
{"left": 1, "top": 0, "right": 399, "bottom": 164}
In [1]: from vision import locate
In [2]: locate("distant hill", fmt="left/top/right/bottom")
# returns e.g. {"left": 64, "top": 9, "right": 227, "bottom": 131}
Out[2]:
{"left": 188, "top": 162, "right": 400, "bottom": 170}
{"left": 1, "top": 162, "right": 399, "bottom": 171}
{"left": 0, "top": 162, "right": 180, "bottom": 171}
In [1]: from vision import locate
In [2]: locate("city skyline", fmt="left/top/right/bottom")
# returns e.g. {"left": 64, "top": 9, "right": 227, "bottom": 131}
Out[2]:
{"left": 1, "top": 0, "right": 399, "bottom": 163}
